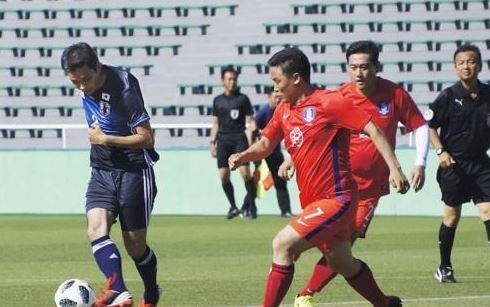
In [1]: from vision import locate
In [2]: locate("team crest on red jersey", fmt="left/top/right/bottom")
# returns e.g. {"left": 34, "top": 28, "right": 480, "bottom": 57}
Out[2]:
{"left": 289, "top": 127, "right": 304, "bottom": 147}
{"left": 303, "top": 106, "right": 316, "bottom": 123}
{"left": 377, "top": 101, "right": 390, "bottom": 116}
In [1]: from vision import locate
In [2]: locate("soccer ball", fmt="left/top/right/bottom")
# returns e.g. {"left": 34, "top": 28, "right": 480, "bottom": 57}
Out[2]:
{"left": 54, "top": 279, "right": 96, "bottom": 307}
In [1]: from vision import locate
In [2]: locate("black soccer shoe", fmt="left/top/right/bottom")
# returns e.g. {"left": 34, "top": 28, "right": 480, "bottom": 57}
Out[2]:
{"left": 226, "top": 207, "right": 241, "bottom": 219}
{"left": 434, "top": 266, "right": 457, "bottom": 283}
{"left": 386, "top": 296, "right": 402, "bottom": 307}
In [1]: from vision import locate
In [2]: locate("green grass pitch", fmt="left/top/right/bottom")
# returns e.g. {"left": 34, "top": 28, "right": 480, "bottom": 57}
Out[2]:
{"left": 0, "top": 215, "right": 488, "bottom": 306}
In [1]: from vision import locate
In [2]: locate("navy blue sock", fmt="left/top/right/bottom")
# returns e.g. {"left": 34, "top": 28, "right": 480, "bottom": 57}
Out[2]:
{"left": 91, "top": 235, "right": 127, "bottom": 293}
{"left": 133, "top": 246, "right": 159, "bottom": 303}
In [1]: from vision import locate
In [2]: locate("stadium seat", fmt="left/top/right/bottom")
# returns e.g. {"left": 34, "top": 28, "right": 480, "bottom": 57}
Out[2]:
{"left": 0, "top": 24, "right": 210, "bottom": 39}
{"left": 236, "top": 42, "right": 340, "bottom": 55}
{"left": 291, "top": 1, "right": 489, "bottom": 15}
{"left": 1, "top": 0, "right": 489, "bottom": 150}
{"left": 0, "top": 4, "right": 239, "bottom": 20}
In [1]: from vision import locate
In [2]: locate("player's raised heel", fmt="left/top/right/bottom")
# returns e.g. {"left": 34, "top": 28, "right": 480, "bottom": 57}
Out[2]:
{"left": 95, "top": 290, "right": 133, "bottom": 307}
{"left": 386, "top": 296, "right": 402, "bottom": 307}
{"left": 294, "top": 294, "right": 314, "bottom": 307}
{"left": 139, "top": 285, "right": 162, "bottom": 307}
{"left": 95, "top": 276, "right": 134, "bottom": 307}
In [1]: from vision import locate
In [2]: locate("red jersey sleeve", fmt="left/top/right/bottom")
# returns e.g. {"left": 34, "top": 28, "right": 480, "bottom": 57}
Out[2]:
{"left": 323, "top": 90, "right": 371, "bottom": 132}
{"left": 396, "top": 88, "right": 426, "bottom": 132}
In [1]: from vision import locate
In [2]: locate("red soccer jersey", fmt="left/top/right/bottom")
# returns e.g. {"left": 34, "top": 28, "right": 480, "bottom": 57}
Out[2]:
{"left": 339, "top": 78, "right": 426, "bottom": 198}
{"left": 262, "top": 89, "right": 371, "bottom": 208}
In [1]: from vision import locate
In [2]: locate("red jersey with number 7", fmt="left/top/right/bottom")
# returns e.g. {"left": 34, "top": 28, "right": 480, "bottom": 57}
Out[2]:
{"left": 339, "top": 78, "right": 425, "bottom": 198}
{"left": 262, "top": 89, "right": 371, "bottom": 208}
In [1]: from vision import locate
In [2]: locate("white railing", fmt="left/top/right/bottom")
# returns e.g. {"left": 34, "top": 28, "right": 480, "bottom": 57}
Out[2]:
{"left": 0, "top": 123, "right": 414, "bottom": 149}
{"left": 0, "top": 123, "right": 212, "bottom": 149}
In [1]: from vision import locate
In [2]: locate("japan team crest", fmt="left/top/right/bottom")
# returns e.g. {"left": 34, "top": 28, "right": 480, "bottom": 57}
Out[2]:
{"left": 303, "top": 106, "right": 316, "bottom": 123}
{"left": 377, "top": 101, "right": 390, "bottom": 116}
{"left": 230, "top": 109, "right": 239, "bottom": 119}
{"left": 99, "top": 92, "right": 111, "bottom": 116}
{"left": 99, "top": 101, "right": 111, "bottom": 116}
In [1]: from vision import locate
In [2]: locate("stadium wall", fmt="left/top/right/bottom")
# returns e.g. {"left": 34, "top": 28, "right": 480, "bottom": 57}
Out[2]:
{"left": 0, "top": 149, "right": 480, "bottom": 217}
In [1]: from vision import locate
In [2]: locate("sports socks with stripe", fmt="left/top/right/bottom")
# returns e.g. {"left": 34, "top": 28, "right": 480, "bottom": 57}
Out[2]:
{"left": 133, "top": 245, "right": 159, "bottom": 303}
{"left": 91, "top": 235, "right": 127, "bottom": 293}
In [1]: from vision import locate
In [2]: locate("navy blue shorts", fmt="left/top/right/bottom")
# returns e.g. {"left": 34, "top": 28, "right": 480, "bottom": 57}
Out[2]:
{"left": 216, "top": 133, "right": 249, "bottom": 168}
{"left": 86, "top": 167, "right": 157, "bottom": 231}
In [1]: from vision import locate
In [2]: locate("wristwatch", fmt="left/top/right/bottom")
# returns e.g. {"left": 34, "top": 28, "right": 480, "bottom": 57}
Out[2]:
{"left": 436, "top": 148, "right": 445, "bottom": 156}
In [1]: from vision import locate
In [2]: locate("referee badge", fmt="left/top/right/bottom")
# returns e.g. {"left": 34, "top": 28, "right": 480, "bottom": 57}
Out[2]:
{"left": 230, "top": 109, "right": 239, "bottom": 119}
{"left": 423, "top": 109, "right": 434, "bottom": 121}
{"left": 303, "top": 106, "right": 316, "bottom": 123}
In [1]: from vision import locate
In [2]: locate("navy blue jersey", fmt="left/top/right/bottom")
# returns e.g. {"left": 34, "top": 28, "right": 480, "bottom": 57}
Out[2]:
{"left": 212, "top": 92, "right": 254, "bottom": 134}
{"left": 255, "top": 104, "right": 281, "bottom": 156}
{"left": 82, "top": 65, "right": 159, "bottom": 170}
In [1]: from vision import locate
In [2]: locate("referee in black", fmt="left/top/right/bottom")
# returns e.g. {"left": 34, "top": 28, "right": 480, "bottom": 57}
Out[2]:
{"left": 210, "top": 65, "right": 257, "bottom": 219}
{"left": 428, "top": 44, "right": 490, "bottom": 283}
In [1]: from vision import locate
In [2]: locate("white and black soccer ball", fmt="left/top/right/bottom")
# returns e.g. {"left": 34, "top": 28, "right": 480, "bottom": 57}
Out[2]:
{"left": 54, "top": 279, "right": 96, "bottom": 307}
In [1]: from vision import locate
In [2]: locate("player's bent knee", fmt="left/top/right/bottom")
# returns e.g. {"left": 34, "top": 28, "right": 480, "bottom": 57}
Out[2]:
{"left": 124, "top": 239, "right": 147, "bottom": 258}
{"left": 86, "top": 225, "right": 109, "bottom": 241}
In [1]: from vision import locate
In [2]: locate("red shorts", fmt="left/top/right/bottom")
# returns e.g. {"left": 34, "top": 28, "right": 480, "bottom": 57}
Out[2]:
{"left": 351, "top": 196, "right": 380, "bottom": 238}
{"left": 290, "top": 197, "right": 356, "bottom": 254}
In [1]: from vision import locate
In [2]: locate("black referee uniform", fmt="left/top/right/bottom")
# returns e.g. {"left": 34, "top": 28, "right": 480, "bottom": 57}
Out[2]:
{"left": 213, "top": 92, "right": 254, "bottom": 168}
{"left": 429, "top": 79, "right": 490, "bottom": 283}
{"left": 213, "top": 91, "right": 257, "bottom": 217}
{"left": 429, "top": 80, "right": 490, "bottom": 206}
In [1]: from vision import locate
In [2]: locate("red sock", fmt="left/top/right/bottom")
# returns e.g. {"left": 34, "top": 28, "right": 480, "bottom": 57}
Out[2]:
{"left": 299, "top": 257, "right": 338, "bottom": 296}
{"left": 262, "top": 263, "right": 294, "bottom": 307}
{"left": 345, "top": 260, "right": 389, "bottom": 307}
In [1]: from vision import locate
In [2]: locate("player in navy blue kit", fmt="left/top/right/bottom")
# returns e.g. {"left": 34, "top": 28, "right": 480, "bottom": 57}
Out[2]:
{"left": 209, "top": 66, "right": 257, "bottom": 219}
{"left": 61, "top": 42, "right": 160, "bottom": 307}
{"left": 251, "top": 89, "right": 293, "bottom": 217}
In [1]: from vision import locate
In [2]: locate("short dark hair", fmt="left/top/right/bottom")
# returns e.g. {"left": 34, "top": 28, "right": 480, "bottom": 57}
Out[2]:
{"left": 264, "top": 86, "right": 275, "bottom": 96}
{"left": 345, "top": 40, "right": 380, "bottom": 67}
{"left": 267, "top": 47, "right": 310, "bottom": 83}
{"left": 221, "top": 65, "right": 238, "bottom": 79}
{"left": 453, "top": 44, "right": 482, "bottom": 68}
{"left": 61, "top": 42, "right": 99, "bottom": 73}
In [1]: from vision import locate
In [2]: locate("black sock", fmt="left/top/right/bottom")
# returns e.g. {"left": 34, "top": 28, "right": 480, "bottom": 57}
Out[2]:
{"left": 484, "top": 220, "right": 490, "bottom": 247}
{"left": 244, "top": 179, "right": 256, "bottom": 212}
{"left": 133, "top": 246, "right": 159, "bottom": 303}
{"left": 276, "top": 188, "right": 291, "bottom": 214}
{"left": 222, "top": 181, "right": 236, "bottom": 208}
{"left": 439, "top": 223, "right": 456, "bottom": 268}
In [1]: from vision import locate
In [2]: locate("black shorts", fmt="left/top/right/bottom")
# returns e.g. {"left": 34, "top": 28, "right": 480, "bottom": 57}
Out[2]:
{"left": 216, "top": 133, "right": 249, "bottom": 168}
{"left": 86, "top": 167, "right": 157, "bottom": 231}
{"left": 436, "top": 157, "right": 490, "bottom": 206}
